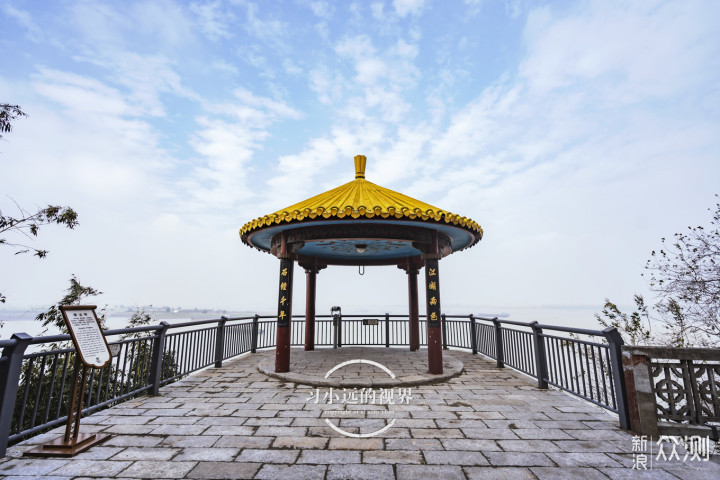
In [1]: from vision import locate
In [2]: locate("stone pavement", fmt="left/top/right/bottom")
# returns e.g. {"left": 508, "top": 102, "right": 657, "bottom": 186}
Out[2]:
{"left": 1, "top": 348, "right": 718, "bottom": 479}
{"left": 259, "top": 347, "right": 464, "bottom": 387}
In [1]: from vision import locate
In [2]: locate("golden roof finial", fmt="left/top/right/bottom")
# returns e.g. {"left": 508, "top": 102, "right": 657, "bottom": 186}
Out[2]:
{"left": 354, "top": 155, "right": 367, "bottom": 179}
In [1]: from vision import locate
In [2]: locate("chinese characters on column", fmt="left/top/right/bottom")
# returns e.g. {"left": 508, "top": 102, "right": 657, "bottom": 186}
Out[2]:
{"left": 425, "top": 259, "right": 441, "bottom": 328}
{"left": 277, "top": 259, "right": 293, "bottom": 326}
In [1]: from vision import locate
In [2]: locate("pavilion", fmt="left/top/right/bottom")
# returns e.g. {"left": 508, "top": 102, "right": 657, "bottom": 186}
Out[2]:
{"left": 240, "top": 155, "right": 483, "bottom": 374}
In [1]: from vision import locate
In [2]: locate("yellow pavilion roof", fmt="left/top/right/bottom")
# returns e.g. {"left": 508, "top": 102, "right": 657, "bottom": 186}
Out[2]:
{"left": 240, "top": 155, "right": 483, "bottom": 240}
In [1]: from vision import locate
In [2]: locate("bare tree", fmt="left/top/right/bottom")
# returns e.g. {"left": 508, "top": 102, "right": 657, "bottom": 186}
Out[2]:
{"left": 644, "top": 196, "right": 720, "bottom": 346}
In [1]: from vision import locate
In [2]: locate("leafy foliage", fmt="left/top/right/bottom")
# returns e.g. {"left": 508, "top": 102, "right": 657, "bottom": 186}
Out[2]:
{"left": 123, "top": 307, "right": 154, "bottom": 336}
{"left": 595, "top": 295, "right": 652, "bottom": 346}
{"left": 35, "top": 276, "right": 104, "bottom": 335}
{"left": 1, "top": 103, "right": 79, "bottom": 303}
{"left": 0, "top": 202, "right": 79, "bottom": 260}
{"left": 0, "top": 103, "right": 27, "bottom": 140}
{"left": 122, "top": 307, "right": 182, "bottom": 386}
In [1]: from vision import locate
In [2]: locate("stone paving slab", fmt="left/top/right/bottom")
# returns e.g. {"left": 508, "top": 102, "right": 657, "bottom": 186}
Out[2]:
{"left": 2, "top": 348, "right": 719, "bottom": 479}
{"left": 258, "top": 347, "right": 464, "bottom": 387}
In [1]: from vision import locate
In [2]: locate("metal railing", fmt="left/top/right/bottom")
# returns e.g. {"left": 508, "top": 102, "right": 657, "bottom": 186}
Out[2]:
{"left": 0, "top": 312, "right": 628, "bottom": 457}
{"left": 467, "top": 317, "right": 628, "bottom": 423}
{"left": 0, "top": 316, "right": 255, "bottom": 456}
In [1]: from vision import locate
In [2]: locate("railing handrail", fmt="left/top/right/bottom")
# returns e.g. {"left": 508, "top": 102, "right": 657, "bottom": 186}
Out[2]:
{"left": 625, "top": 345, "right": 720, "bottom": 361}
{"left": 8, "top": 313, "right": 613, "bottom": 350}
{"left": 13, "top": 316, "right": 258, "bottom": 346}
{"left": 471, "top": 316, "right": 605, "bottom": 337}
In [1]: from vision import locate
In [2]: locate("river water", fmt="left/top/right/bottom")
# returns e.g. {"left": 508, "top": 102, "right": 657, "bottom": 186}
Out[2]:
{"left": 0, "top": 305, "right": 605, "bottom": 341}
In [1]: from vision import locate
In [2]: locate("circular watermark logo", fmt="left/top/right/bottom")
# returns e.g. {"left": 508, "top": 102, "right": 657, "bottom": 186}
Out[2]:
{"left": 306, "top": 359, "right": 413, "bottom": 438}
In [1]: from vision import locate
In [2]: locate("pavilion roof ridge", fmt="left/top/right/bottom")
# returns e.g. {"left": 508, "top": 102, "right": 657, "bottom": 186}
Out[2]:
{"left": 239, "top": 165, "right": 483, "bottom": 237}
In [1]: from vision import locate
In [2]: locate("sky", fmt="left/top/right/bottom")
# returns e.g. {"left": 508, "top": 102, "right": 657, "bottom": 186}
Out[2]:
{"left": 1, "top": 0, "right": 719, "bottom": 328}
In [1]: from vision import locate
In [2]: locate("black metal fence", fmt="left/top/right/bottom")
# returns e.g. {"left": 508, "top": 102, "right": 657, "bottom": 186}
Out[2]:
{"left": 0, "top": 313, "right": 628, "bottom": 457}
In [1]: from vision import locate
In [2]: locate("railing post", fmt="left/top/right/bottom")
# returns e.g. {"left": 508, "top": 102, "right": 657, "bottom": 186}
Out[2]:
{"left": 148, "top": 322, "right": 170, "bottom": 396}
{"left": 0, "top": 333, "right": 32, "bottom": 458}
{"left": 469, "top": 315, "right": 477, "bottom": 354}
{"left": 251, "top": 315, "right": 259, "bottom": 353}
{"left": 337, "top": 311, "right": 343, "bottom": 348}
{"left": 441, "top": 313, "right": 448, "bottom": 350}
{"left": 214, "top": 316, "right": 228, "bottom": 368}
{"left": 603, "top": 327, "right": 630, "bottom": 430}
{"left": 492, "top": 318, "right": 504, "bottom": 368}
{"left": 621, "top": 347, "right": 658, "bottom": 435}
{"left": 385, "top": 313, "right": 390, "bottom": 348}
{"left": 530, "top": 321, "right": 548, "bottom": 389}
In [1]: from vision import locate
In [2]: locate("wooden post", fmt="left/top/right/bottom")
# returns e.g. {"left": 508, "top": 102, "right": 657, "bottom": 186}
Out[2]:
{"left": 304, "top": 266, "right": 318, "bottom": 351}
{"left": 407, "top": 267, "right": 420, "bottom": 351}
{"left": 275, "top": 257, "right": 294, "bottom": 373}
{"left": 425, "top": 256, "right": 443, "bottom": 374}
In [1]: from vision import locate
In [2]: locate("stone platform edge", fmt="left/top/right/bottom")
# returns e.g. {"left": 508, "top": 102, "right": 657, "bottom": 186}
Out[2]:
{"left": 257, "top": 356, "right": 464, "bottom": 388}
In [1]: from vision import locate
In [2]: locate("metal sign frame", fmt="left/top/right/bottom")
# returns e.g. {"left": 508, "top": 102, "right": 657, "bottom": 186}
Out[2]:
{"left": 23, "top": 305, "right": 111, "bottom": 457}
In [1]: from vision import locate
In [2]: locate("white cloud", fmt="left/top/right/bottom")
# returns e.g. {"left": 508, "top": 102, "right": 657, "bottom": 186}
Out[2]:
{"left": 282, "top": 58, "right": 302, "bottom": 76}
{"left": 329, "top": 35, "right": 420, "bottom": 122}
{"left": 32, "top": 68, "right": 136, "bottom": 116}
{"left": 130, "top": 0, "right": 196, "bottom": 47}
{"left": 391, "top": 38, "right": 418, "bottom": 58}
{"left": 520, "top": 0, "right": 720, "bottom": 100}
{"left": 243, "top": 2, "right": 288, "bottom": 51}
{"left": 309, "top": 66, "right": 346, "bottom": 105}
{"left": 190, "top": 1, "right": 234, "bottom": 41}
{"left": 67, "top": 0, "right": 196, "bottom": 51}
{"left": 176, "top": 91, "right": 302, "bottom": 220}
{"left": 74, "top": 51, "right": 198, "bottom": 117}
{"left": 354, "top": 57, "right": 387, "bottom": 85}
{"left": 335, "top": 35, "right": 376, "bottom": 58}
{"left": 309, "top": 1, "right": 333, "bottom": 20}
{"left": 262, "top": 122, "right": 389, "bottom": 213}
{"left": 232, "top": 88, "right": 301, "bottom": 120}
{"left": 371, "top": 2, "right": 385, "bottom": 20}
{"left": 393, "top": 0, "right": 427, "bottom": 17}
{"left": 2, "top": 3, "right": 43, "bottom": 41}
{"left": 211, "top": 60, "right": 240, "bottom": 76}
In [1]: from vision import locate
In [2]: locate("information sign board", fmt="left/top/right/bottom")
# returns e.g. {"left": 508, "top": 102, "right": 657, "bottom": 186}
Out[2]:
{"left": 61, "top": 305, "right": 111, "bottom": 368}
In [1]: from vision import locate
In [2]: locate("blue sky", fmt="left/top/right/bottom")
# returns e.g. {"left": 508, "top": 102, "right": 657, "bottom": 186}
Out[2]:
{"left": 1, "top": 0, "right": 719, "bottom": 326}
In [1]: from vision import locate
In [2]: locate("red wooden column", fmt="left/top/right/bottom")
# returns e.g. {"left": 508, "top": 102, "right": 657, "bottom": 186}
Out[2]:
{"left": 303, "top": 265, "right": 324, "bottom": 351}
{"left": 424, "top": 233, "right": 443, "bottom": 374}
{"left": 425, "top": 258, "right": 443, "bottom": 373}
{"left": 408, "top": 267, "right": 420, "bottom": 351}
{"left": 304, "top": 267, "right": 317, "bottom": 351}
{"left": 400, "top": 261, "right": 421, "bottom": 352}
{"left": 275, "top": 255, "right": 294, "bottom": 373}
